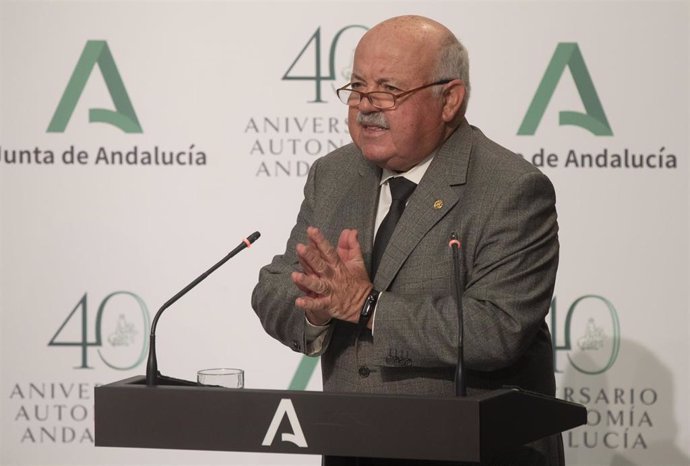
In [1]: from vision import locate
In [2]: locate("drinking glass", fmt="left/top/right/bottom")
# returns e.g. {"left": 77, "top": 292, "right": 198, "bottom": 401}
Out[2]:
{"left": 197, "top": 368, "right": 244, "bottom": 388}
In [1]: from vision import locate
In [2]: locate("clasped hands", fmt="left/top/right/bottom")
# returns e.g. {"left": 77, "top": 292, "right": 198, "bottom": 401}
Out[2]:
{"left": 292, "top": 226, "right": 373, "bottom": 327}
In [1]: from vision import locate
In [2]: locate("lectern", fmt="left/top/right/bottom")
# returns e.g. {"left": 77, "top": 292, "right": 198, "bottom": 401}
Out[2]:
{"left": 95, "top": 375, "right": 586, "bottom": 463}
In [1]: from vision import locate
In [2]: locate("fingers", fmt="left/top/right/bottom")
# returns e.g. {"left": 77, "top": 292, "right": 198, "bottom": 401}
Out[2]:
{"left": 307, "top": 227, "right": 339, "bottom": 266}
{"left": 292, "top": 273, "right": 332, "bottom": 314}
{"left": 297, "top": 227, "right": 341, "bottom": 278}
{"left": 292, "top": 227, "right": 372, "bottom": 324}
{"left": 292, "top": 276, "right": 319, "bottom": 298}
{"left": 337, "top": 229, "right": 364, "bottom": 262}
{"left": 296, "top": 242, "right": 332, "bottom": 278}
{"left": 295, "top": 294, "right": 331, "bottom": 312}
{"left": 292, "top": 271, "right": 329, "bottom": 295}
{"left": 296, "top": 243, "right": 318, "bottom": 276}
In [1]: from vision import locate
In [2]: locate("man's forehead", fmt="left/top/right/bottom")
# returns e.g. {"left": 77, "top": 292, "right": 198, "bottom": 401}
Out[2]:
{"left": 351, "top": 43, "right": 433, "bottom": 82}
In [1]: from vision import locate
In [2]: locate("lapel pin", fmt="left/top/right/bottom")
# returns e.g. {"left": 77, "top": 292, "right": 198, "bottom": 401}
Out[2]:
{"left": 433, "top": 199, "right": 444, "bottom": 209}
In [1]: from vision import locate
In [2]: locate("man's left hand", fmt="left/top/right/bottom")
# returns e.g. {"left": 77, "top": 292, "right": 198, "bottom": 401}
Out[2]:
{"left": 292, "top": 226, "right": 373, "bottom": 324}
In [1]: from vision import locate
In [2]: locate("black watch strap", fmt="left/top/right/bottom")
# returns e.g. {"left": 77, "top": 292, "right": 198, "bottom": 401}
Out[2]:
{"left": 357, "top": 289, "right": 380, "bottom": 331}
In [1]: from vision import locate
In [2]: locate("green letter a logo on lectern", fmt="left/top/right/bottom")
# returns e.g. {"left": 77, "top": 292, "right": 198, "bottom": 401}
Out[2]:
{"left": 518, "top": 43, "right": 612, "bottom": 136}
{"left": 47, "top": 40, "right": 142, "bottom": 133}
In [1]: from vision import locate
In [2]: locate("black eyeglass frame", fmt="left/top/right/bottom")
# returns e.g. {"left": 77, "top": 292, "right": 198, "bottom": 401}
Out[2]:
{"left": 336, "top": 79, "right": 455, "bottom": 109}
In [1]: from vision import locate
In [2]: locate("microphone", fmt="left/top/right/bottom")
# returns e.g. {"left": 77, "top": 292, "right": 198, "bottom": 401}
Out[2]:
{"left": 448, "top": 232, "right": 466, "bottom": 397}
{"left": 145, "top": 231, "right": 261, "bottom": 386}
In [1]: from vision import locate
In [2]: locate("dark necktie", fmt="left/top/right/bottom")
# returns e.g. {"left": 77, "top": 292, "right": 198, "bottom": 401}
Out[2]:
{"left": 371, "top": 176, "right": 417, "bottom": 279}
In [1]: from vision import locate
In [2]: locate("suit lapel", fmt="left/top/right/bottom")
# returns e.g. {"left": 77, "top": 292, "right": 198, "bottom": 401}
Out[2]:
{"left": 326, "top": 150, "right": 381, "bottom": 265}
{"left": 354, "top": 157, "right": 381, "bottom": 261}
{"left": 373, "top": 121, "right": 473, "bottom": 290}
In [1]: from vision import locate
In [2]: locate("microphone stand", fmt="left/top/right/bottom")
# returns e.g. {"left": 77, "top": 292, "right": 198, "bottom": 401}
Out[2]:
{"left": 449, "top": 232, "right": 466, "bottom": 397}
{"left": 146, "top": 231, "right": 261, "bottom": 386}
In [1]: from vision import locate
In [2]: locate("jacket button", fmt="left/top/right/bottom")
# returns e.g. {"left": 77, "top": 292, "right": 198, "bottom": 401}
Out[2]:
{"left": 358, "top": 366, "right": 370, "bottom": 378}
{"left": 291, "top": 341, "right": 300, "bottom": 351}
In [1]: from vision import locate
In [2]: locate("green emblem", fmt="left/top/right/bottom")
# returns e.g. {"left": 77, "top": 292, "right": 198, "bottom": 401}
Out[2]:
{"left": 518, "top": 43, "right": 612, "bottom": 136}
{"left": 48, "top": 40, "right": 142, "bottom": 133}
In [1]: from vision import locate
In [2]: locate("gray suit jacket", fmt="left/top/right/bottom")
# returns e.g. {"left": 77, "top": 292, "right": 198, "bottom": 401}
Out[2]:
{"left": 252, "top": 119, "right": 562, "bottom": 464}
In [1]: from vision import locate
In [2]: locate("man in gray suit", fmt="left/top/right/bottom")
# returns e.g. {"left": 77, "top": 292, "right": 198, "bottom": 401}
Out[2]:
{"left": 252, "top": 15, "right": 562, "bottom": 466}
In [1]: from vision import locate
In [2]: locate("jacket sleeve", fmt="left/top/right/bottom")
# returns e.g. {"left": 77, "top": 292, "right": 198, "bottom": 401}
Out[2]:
{"left": 251, "top": 159, "right": 334, "bottom": 355}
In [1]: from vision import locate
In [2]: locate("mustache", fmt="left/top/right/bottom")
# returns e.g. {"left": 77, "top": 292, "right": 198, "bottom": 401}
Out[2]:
{"left": 356, "top": 112, "right": 390, "bottom": 129}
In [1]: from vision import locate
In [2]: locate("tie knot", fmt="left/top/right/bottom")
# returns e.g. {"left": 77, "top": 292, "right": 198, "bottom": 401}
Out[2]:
{"left": 388, "top": 177, "right": 417, "bottom": 202}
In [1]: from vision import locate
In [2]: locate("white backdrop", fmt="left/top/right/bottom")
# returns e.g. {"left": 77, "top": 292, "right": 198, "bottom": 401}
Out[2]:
{"left": 1, "top": 1, "right": 688, "bottom": 465}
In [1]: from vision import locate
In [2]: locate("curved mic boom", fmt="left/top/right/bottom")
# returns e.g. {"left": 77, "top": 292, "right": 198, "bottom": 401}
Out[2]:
{"left": 145, "top": 231, "right": 261, "bottom": 386}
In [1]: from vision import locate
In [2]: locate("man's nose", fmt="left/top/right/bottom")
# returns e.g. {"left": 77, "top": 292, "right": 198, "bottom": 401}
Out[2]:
{"left": 356, "top": 94, "right": 379, "bottom": 113}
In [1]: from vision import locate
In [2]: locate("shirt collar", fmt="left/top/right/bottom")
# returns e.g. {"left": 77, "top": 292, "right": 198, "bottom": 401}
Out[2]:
{"left": 379, "top": 153, "right": 435, "bottom": 186}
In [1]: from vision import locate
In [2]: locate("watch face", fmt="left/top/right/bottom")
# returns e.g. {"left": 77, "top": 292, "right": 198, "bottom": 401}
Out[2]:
{"left": 363, "top": 291, "right": 379, "bottom": 316}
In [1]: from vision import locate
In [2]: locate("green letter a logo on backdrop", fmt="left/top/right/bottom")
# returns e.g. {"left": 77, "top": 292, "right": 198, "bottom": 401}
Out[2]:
{"left": 518, "top": 43, "right": 612, "bottom": 136}
{"left": 47, "top": 40, "right": 142, "bottom": 133}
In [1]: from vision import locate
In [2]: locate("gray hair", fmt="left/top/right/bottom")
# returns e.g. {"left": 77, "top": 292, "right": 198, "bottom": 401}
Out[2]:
{"left": 433, "top": 37, "right": 471, "bottom": 116}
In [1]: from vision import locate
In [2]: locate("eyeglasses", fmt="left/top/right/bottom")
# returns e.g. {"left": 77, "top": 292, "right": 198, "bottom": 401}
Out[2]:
{"left": 336, "top": 79, "right": 453, "bottom": 110}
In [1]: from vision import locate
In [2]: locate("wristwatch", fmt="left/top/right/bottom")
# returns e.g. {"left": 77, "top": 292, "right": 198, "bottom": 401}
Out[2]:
{"left": 357, "top": 288, "right": 380, "bottom": 330}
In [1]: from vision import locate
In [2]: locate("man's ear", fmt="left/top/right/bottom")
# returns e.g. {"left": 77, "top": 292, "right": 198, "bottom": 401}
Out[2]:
{"left": 442, "top": 80, "right": 466, "bottom": 122}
